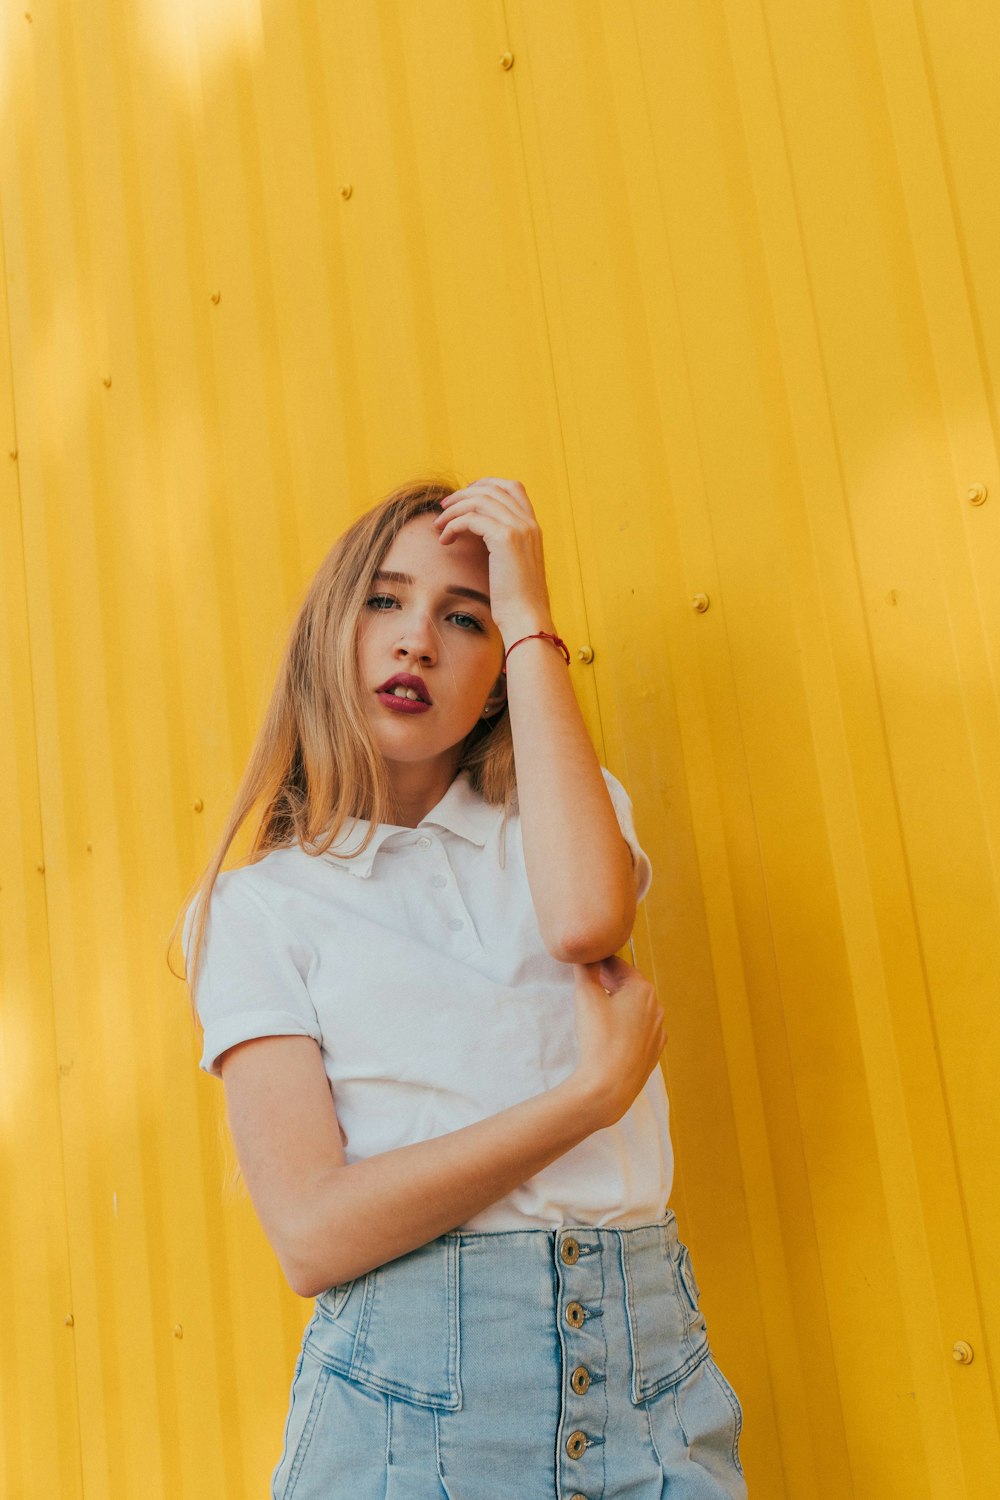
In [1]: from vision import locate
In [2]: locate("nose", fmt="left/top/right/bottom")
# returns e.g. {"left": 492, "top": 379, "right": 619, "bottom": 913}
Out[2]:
{"left": 393, "top": 610, "right": 438, "bottom": 665}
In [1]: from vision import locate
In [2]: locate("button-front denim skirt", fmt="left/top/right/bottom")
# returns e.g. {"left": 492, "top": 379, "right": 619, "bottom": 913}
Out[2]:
{"left": 271, "top": 1208, "right": 747, "bottom": 1498}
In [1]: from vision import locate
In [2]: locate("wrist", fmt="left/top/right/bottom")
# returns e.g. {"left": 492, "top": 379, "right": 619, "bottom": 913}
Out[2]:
{"left": 497, "top": 615, "right": 557, "bottom": 647}
{"left": 553, "top": 1069, "right": 616, "bottom": 1132}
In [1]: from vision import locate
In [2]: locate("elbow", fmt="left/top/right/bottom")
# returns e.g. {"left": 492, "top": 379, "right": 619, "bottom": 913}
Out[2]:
{"left": 552, "top": 902, "right": 637, "bottom": 965}
{"left": 283, "top": 1244, "right": 350, "bottom": 1301}
{"left": 276, "top": 1179, "right": 350, "bottom": 1300}
{"left": 278, "top": 1236, "right": 326, "bottom": 1300}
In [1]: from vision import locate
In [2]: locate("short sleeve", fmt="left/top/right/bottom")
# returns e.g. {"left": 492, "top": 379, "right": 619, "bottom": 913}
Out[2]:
{"left": 182, "top": 870, "right": 322, "bottom": 1079}
{"left": 600, "top": 765, "right": 653, "bottom": 904}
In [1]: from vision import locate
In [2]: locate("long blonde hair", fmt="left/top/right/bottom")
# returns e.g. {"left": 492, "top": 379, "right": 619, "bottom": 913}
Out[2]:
{"left": 167, "top": 473, "right": 517, "bottom": 1021}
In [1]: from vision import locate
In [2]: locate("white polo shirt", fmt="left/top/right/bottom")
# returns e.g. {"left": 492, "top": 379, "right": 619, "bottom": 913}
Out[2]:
{"left": 184, "top": 765, "right": 673, "bottom": 1230}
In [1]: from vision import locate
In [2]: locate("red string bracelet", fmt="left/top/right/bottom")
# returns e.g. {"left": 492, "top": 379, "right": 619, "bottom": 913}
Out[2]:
{"left": 502, "top": 630, "right": 571, "bottom": 676}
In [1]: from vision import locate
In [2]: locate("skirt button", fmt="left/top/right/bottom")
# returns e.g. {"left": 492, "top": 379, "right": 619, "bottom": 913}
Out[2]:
{"left": 560, "top": 1235, "right": 580, "bottom": 1264}
{"left": 571, "top": 1364, "right": 591, "bottom": 1394}
{"left": 565, "top": 1300, "right": 585, "bottom": 1328}
{"left": 566, "top": 1429, "right": 588, "bottom": 1459}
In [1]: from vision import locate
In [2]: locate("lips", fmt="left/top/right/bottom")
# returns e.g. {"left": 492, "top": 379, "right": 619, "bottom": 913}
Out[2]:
{"left": 375, "top": 672, "right": 433, "bottom": 705}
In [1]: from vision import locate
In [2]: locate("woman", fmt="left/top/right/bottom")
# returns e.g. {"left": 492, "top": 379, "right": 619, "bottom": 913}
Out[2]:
{"left": 178, "top": 475, "right": 747, "bottom": 1497}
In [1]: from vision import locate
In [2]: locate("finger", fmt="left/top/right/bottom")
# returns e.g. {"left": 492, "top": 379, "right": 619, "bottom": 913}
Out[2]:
{"left": 474, "top": 478, "right": 534, "bottom": 515}
{"left": 437, "top": 509, "right": 499, "bottom": 547}
{"left": 435, "top": 486, "right": 522, "bottom": 528}
{"left": 437, "top": 500, "right": 528, "bottom": 546}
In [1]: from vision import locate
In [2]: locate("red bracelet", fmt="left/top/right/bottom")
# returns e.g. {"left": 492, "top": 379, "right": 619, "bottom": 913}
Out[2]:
{"left": 502, "top": 630, "right": 571, "bottom": 676}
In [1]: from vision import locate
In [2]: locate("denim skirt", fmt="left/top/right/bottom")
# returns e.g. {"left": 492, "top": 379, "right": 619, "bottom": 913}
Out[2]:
{"left": 271, "top": 1208, "right": 747, "bottom": 1498}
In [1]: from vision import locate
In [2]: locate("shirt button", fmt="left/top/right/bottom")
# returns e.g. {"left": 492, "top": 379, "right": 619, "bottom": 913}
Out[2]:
{"left": 571, "top": 1364, "right": 591, "bottom": 1394}
{"left": 565, "top": 1301, "right": 585, "bottom": 1328}
{"left": 416, "top": 836, "right": 432, "bottom": 849}
{"left": 447, "top": 918, "right": 464, "bottom": 931}
{"left": 566, "top": 1430, "right": 588, "bottom": 1460}
{"left": 431, "top": 874, "right": 447, "bottom": 888}
{"left": 560, "top": 1236, "right": 580, "bottom": 1265}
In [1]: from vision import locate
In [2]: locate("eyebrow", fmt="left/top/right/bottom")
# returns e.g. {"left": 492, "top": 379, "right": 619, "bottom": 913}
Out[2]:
{"left": 371, "top": 570, "right": 492, "bottom": 610}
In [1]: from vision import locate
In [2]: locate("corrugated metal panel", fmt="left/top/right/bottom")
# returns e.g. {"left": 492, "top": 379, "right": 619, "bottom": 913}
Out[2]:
{"left": 0, "top": 179, "right": 83, "bottom": 1499}
{"left": 1, "top": 1, "right": 996, "bottom": 1495}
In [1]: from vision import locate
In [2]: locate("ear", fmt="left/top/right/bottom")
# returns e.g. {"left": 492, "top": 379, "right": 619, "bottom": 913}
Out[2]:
{"left": 483, "top": 670, "right": 508, "bottom": 716}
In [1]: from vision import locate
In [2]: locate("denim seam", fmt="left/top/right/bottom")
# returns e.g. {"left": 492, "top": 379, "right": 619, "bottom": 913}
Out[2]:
{"left": 344, "top": 1251, "right": 462, "bottom": 1410}
{"left": 282, "top": 1365, "right": 331, "bottom": 1498}
{"left": 705, "top": 1358, "right": 745, "bottom": 1477}
{"left": 270, "top": 1352, "right": 304, "bottom": 1500}
{"left": 447, "top": 1235, "right": 463, "bottom": 1409}
{"left": 622, "top": 1232, "right": 713, "bottom": 1403}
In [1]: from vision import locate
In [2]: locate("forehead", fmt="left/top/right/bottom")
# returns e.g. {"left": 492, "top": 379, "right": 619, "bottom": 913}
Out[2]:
{"left": 377, "top": 513, "right": 491, "bottom": 591}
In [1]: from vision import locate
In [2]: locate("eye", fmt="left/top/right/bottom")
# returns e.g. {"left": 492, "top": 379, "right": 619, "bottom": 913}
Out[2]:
{"left": 365, "top": 596, "right": 485, "bottom": 633}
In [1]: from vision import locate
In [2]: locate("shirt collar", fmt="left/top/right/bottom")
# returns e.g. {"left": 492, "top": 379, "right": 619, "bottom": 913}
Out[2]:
{"left": 314, "top": 769, "right": 505, "bottom": 878}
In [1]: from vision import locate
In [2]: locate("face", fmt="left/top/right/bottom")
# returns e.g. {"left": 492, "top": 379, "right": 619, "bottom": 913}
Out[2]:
{"left": 357, "top": 512, "right": 507, "bottom": 782}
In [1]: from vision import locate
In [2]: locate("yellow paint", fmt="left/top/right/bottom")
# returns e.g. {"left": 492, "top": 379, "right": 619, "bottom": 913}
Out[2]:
{"left": 1, "top": 1, "right": 996, "bottom": 1495}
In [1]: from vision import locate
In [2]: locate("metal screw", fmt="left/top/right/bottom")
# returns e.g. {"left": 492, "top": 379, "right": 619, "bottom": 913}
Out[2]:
{"left": 576, "top": 645, "right": 594, "bottom": 664}
{"left": 953, "top": 1341, "right": 974, "bottom": 1364}
{"left": 692, "top": 593, "right": 710, "bottom": 613}
{"left": 499, "top": 51, "right": 514, "bottom": 69}
{"left": 966, "top": 483, "right": 988, "bottom": 506}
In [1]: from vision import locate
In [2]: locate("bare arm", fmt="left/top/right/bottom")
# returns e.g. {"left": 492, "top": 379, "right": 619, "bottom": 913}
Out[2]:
{"left": 222, "top": 1034, "right": 607, "bottom": 1298}
{"left": 220, "top": 960, "right": 664, "bottom": 1300}
{"left": 502, "top": 610, "right": 638, "bottom": 963}
{"left": 434, "top": 479, "right": 637, "bottom": 962}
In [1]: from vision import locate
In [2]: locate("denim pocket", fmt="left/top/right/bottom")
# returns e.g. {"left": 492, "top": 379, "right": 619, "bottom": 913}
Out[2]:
{"left": 622, "top": 1231, "right": 710, "bottom": 1404}
{"left": 303, "top": 1236, "right": 463, "bottom": 1412}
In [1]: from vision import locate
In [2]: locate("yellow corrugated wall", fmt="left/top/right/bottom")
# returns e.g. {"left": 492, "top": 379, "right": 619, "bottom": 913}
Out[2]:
{"left": 1, "top": 2, "right": 997, "bottom": 1495}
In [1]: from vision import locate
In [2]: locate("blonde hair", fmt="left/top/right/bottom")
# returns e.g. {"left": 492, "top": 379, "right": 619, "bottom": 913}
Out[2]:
{"left": 167, "top": 472, "right": 517, "bottom": 1030}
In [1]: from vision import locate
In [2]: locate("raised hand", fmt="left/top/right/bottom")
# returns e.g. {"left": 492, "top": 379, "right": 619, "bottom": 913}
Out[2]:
{"left": 432, "top": 477, "right": 555, "bottom": 643}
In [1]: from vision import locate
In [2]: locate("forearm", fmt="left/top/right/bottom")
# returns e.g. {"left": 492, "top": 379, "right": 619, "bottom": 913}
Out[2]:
{"left": 287, "top": 1076, "right": 603, "bottom": 1298}
{"left": 502, "top": 617, "right": 636, "bottom": 960}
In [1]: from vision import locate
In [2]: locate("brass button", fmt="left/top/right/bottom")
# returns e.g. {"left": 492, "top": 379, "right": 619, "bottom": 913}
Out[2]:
{"left": 565, "top": 1300, "right": 585, "bottom": 1328}
{"left": 571, "top": 1364, "right": 591, "bottom": 1394}
{"left": 566, "top": 1429, "right": 587, "bottom": 1459}
{"left": 560, "top": 1235, "right": 580, "bottom": 1264}
{"left": 569, "top": 1494, "right": 587, "bottom": 1500}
